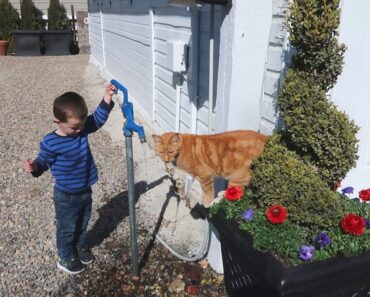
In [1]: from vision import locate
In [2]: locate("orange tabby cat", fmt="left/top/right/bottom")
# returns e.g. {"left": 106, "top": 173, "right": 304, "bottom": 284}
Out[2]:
{"left": 152, "top": 130, "right": 269, "bottom": 206}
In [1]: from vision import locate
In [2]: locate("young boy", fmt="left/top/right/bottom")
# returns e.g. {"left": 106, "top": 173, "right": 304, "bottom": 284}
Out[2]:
{"left": 24, "top": 83, "right": 116, "bottom": 275}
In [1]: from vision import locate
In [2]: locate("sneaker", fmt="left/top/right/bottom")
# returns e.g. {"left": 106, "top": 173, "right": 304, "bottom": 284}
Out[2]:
{"left": 57, "top": 258, "right": 85, "bottom": 275}
{"left": 78, "top": 248, "right": 95, "bottom": 265}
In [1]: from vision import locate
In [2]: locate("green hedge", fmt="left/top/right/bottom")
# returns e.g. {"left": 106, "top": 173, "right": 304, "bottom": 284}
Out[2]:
{"left": 0, "top": 0, "right": 19, "bottom": 41}
{"left": 20, "top": 0, "right": 44, "bottom": 30}
{"left": 288, "top": 0, "right": 346, "bottom": 91}
{"left": 250, "top": 135, "right": 345, "bottom": 230}
{"left": 278, "top": 70, "right": 359, "bottom": 188}
{"left": 47, "top": 0, "right": 68, "bottom": 30}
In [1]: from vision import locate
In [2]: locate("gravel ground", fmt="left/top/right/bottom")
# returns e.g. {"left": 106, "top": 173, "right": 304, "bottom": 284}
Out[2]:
{"left": 0, "top": 55, "right": 226, "bottom": 297}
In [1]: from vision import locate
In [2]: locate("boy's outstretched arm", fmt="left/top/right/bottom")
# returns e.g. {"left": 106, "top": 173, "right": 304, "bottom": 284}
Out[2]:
{"left": 23, "top": 158, "right": 46, "bottom": 177}
{"left": 24, "top": 159, "right": 38, "bottom": 173}
{"left": 103, "top": 82, "right": 116, "bottom": 105}
{"left": 24, "top": 141, "right": 57, "bottom": 177}
{"left": 83, "top": 82, "right": 116, "bottom": 134}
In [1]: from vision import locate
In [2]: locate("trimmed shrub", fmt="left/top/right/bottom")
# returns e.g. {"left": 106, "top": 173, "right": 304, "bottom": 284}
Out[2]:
{"left": 20, "top": 0, "right": 44, "bottom": 30}
{"left": 250, "top": 134, "right": 345, "bottom": 230}
{"left": 278, "top": 69, "right": 359, "bottom": 189}
{"left": 288, "top": 0, "right": 346, "bottom": 91}
{"left": 47, "top": 0, "right": 68, "bottom": 30}
{"left": 0, "top": 0, "right": 20, "bottom": 40}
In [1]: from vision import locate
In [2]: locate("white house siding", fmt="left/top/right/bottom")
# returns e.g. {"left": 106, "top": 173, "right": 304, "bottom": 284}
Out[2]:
{"left": 89, "top": 12, "right": 104, "bottom": 67}
{"left": 89, "top": 0, "right": 153, "bottom": 122}
{"left": 214, "top": 0, "right": 273, "bottom": 132}
{"left": 195, "top": 5, "right": 222, "bottom": 134}
{"left": 259, "top": 0, "right": 289, "bottom": 135}
{"left": 152, "top": 6, "right": 193, "bottom": 133}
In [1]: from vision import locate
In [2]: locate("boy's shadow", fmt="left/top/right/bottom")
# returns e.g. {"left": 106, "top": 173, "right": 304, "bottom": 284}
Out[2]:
{"left": 87, "top": 176, "right": 169, "bottom": 249}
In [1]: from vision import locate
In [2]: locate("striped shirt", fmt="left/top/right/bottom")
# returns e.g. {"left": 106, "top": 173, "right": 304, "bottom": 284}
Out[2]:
{"left": 33, "top": 100, "right": 114, "bottom": 193}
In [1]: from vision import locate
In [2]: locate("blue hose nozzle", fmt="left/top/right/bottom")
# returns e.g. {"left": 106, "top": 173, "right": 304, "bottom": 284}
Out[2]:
{"left": 110, "top": 79, "right": 146, "bottom": 142}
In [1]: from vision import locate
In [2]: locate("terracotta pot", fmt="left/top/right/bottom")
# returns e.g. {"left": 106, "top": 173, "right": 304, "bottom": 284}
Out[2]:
{"left": 0, "top": 40, "right": 9, "bottom": 56}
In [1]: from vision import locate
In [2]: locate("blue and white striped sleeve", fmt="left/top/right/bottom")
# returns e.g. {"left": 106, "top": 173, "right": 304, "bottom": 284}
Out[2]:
{"left": 83, "top": 99, "right": 115, "bottom": 134}
{"left": 32, "top": 139, "right": 57, "bottom": 177}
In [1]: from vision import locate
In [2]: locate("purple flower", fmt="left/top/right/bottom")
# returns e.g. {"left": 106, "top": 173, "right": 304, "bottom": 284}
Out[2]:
{"left": 243, "top": 209, "right": 254, "bottom": 221}
{"left": 299, "top": 245, "right": 315, "bottom": 261}
{"left": 341, "top": 187, "right": 354, "bottom": 195}
{"left": 315, "top": 232, "right": 332, "bottom": 249}
{"left": 365, "top": 219, "right": 370, "bottom": 229}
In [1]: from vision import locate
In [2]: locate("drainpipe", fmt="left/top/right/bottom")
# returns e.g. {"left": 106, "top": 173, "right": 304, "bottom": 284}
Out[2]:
{"left": 100, "top": 10, "right": 106, "bottom": 68}
{"left": 208, "top": 4, "right": 215, "bottom": 134}
{"left": 175, "top": 74, "right": 183, "bottom": 132}
{"left": 150, "top": 8, "right": 156, "bottom": 124}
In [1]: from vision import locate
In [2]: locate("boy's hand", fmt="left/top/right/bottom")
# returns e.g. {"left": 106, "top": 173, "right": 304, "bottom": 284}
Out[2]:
{"left": 103, "top": 82, "right": 117, "bottom": 105}
{"left": 24, "top": 159, "right": 37, "bottom": 173}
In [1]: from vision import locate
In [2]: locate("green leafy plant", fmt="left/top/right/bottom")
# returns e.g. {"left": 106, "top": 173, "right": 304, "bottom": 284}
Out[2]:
{"left": 210, "top": 0, "right": 365, "bottom": 266}
{"left": 211, "top": 186, "right": 370, "bottom": 265}
{"left": 278, "top": 70, "right": 359, "bottom": 189}
{"left": 0, "top": 0, "right": 20, "bottom": 40}
{"left": 250, "top": 134, "right": 345, "bottom": 230}
{"left": 288, "top": 0, "right": 346, "bottom": 91}
{"left": 47, "top": 0, "right": 68, "bottom": 30}
{"left": 20, "top": 0, "right": 45, "bottom": 30}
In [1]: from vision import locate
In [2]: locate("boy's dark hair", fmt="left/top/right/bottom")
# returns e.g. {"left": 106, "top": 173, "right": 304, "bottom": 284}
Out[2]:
{"left": 53, "top": 92, "right": 88, "bottom": 122}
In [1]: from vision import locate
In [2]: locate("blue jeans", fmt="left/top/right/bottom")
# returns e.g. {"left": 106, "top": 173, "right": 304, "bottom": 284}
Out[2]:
{"left": 53, "top": 187, "right": 92, "bottom": 261}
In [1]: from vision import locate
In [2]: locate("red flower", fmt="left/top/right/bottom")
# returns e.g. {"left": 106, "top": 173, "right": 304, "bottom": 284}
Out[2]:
{"left": 341, "top": 214, "right": 365, "bottom": 236}
{"left": 224, "top": 186, "right": 244, "bottom": 201}
{"left": 265, "top": 205, "right": 288, "bottom": 224}
{"left": 359, "top": 188, "right": 370, "bottom": 201}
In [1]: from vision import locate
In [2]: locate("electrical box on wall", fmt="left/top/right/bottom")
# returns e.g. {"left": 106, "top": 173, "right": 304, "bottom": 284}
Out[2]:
{"left": 166, "top": 40, "right": 187, "bottom": 73}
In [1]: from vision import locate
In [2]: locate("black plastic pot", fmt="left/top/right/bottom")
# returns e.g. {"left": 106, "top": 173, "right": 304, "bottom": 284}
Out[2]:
{"left": 210, "top": 212, "right": 370, "bottom": 297}
{"left": 12, "top": 30, "right": 42, "bottom": 56}
{"left": 42, "top": 30, "right": 74, "bottom": 56}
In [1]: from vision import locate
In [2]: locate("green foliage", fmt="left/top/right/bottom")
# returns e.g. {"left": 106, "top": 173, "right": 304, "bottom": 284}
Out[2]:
{"left": 250, "top": 134, "right": 345, "bottom": 230}
{"left": 278, "top": 70, "right": 359, "bottom": 189}
{"left": 288, "top": 0, "right": 346, "bottom": 91}
{"left": 211, "top": 185, "right": 370, "bottom": 265}
{"left": 0, "top": 0, "right": 20, "bottom": 40}
{"left": 210, "top": 189, "right": 251, "bottom": 221}
{"left": 20, "top": 0, "right": 45, "bottom": 30}
{"left": 316, "top": 226, "right": 370, "bottom": 260}
{"left": 239, "top": 208, "right": 307, "bottom": 266}
{"left": 47, "top": 0, "right": 68, "bottom": 30}
{"left": 211, "top": 0, "right": 366, "bottom": 266}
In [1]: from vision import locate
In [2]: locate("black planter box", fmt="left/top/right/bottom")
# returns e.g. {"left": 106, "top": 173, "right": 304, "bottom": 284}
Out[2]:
{"left": 42, "top": 30, "right": 74, "bottom": 56}
{"left": 12, "top": 30, "right": 42, "bottom": 56}
{"left": 210, "top": 212, "right": 370, "bottom": 297}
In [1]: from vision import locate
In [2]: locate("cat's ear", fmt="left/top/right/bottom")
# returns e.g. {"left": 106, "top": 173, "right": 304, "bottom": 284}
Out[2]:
{"left": 152, "top": 135, "right": 162, "bottom": 143}
{"left": 170, "top": 133, "right": 181, "bottom": 144}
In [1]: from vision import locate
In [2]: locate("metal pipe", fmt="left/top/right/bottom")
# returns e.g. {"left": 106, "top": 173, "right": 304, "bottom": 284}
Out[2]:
{"left": 175, "top": 74, "right": 182, "bottom": 132}
{"left": 208, "top": 4, "right": 215, "bottom": 134}
{"left": 125, "top": 136, "right": 138, "bottom": 276}
{"left": 111, "top": 79, "right": 145, "bottom": 276}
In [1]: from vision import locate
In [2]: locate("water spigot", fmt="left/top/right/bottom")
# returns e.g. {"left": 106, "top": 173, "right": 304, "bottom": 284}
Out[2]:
{"left": 110, "top": 79, "right": 146, "bottom": 143}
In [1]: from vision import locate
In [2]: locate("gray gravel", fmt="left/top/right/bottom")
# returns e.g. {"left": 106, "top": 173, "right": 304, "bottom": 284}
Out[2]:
{"left": 0, "top": 55, "right": 226, "bottom": 297}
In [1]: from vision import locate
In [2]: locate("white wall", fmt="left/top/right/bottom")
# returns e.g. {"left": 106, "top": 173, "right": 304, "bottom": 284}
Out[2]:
{"left": 215, "top": 0, "right": 273, "bottom": 132}
{"left": 88, "top": 0, "right": 275, "bottom": 136}
{"left": 152, "top": 6, "right": 193, "bottom": 133}
{"left": 331, "top": 0, "right": 370, "bottom": 196}
{"left": 89, "top": 0, "right": 153, "bottom": 123}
